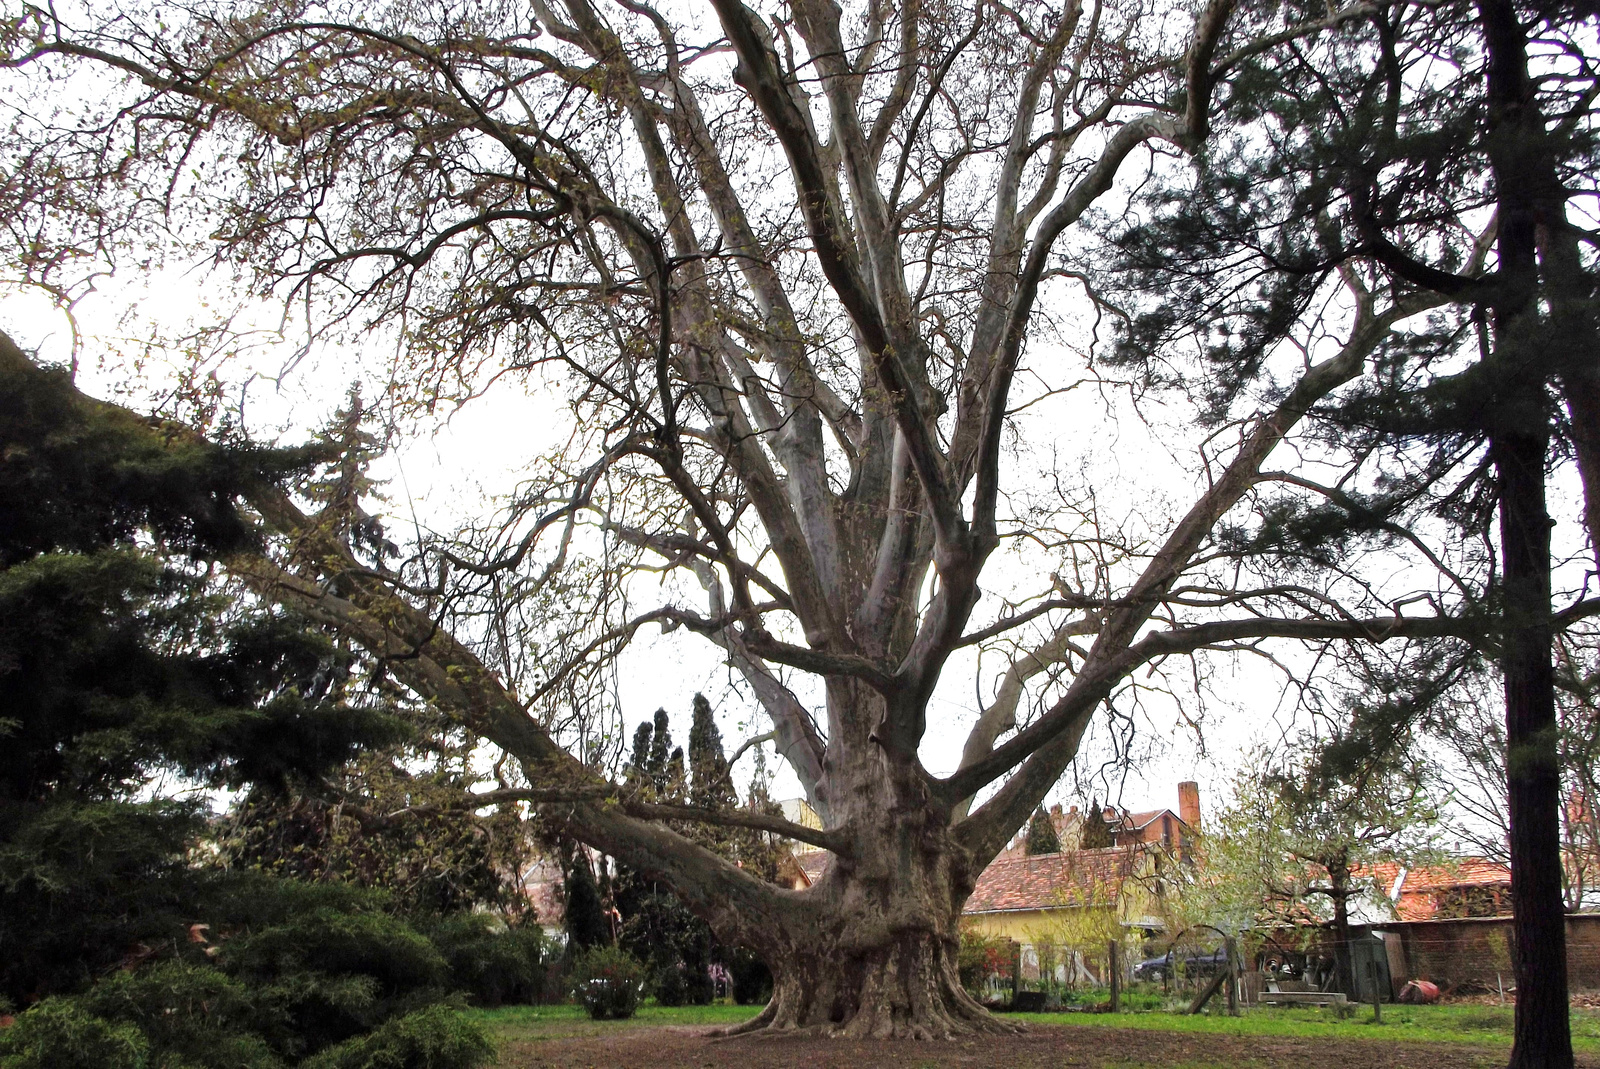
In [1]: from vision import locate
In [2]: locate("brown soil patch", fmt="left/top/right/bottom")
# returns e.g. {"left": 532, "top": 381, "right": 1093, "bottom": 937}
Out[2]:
{"left": 494, "top": 1022, "right": 1590, "bottom": 1069}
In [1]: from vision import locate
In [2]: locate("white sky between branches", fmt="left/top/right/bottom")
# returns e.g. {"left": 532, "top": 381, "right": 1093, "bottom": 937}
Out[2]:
{"left": 5, "top": 5, "right": 1589, "bottom": 839}
{"left": 9, "top": 264, "right": 1518, "bottom": 842}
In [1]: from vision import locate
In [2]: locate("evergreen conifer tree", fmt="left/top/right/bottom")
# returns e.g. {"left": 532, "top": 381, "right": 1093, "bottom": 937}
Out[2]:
{"left": 647, "top": 708, "right": 672, "bottom": 794}
{"left": 1079, "top": 801, "right": 1113, "bottom": 850}
{"left": 688, "top": 694, "right": 735, "bottom": 811}
{"left": 0, "top": 333, "right": 400, "bottom": 1000}
{"left": 1093, "top": 4, "right": 1597, "bottom": 1056}
{"left": 563, "top": 849, "right": 610, "bottom": 952}
{"left": 1025, "top": 807, "right": 1061, "bottom": 855}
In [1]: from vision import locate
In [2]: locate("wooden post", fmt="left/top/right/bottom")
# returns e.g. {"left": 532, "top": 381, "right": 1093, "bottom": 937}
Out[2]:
{"left": 1186, "top": 968, "right": 1228, "bottom": 1014}
{"left": 1225, "top": 937, "right": 1239, "bottom": 1017}
{"left": 1011, "top": 941, "right": 1021, "bottom": 1006}
{"left": 1369, "top": 960, "right": 1382, "bottom": 1023}
{"left": 1109, "top": 940, "right": 1121, "bottom": 1013}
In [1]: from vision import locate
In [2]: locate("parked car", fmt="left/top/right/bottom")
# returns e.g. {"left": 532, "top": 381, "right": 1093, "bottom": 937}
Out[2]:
{"left": 1132, "top": 946, "right": 1229, "bottom": 982}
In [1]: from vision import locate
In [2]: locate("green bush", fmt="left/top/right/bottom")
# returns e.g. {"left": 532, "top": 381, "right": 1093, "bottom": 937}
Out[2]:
{"left": 651, "top": 961, "right": 688, "bottom": 1007}
{"left": 220, "top": 908, "right": 447, "bottom": 995}
{"left": 0, "top": 999, "right": 147, "bottom": 1069}
{"left": 0, "top": 890, "right": 503, "bottom": 1068}
{"left": 957, "top": 926, "right": 1012, "bottom": 995}
{"left": 569, "top": 947, "right": 645, "bottom": 1020}
{"left": 215, "top": 901, "right": 450, "bottom": 1059}
{"left": 203, "top": 870, "right": 396, "bottom": 930}
{"left": 299, "top": 1005, "right": 493, "bottom": 1069}
{"left": 727, "top": 948, "right": 772, "bottom": 1006}
{"left": 425, "top": 915, "right": 546, "bottom": 1007}
{"left": 75, "top": 961, "right": 279, "bottom": 1069}
{"left": 0, "top": 799, "right": 211, "bottom": 1002}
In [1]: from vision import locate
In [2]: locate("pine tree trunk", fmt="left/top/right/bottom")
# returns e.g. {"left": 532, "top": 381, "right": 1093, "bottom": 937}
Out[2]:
{"left": 1494, "top": 423, "right": 1572, "bottom": 1069}
{"left": 1476, "top": 1, "right": 1575, "bottom": 1062}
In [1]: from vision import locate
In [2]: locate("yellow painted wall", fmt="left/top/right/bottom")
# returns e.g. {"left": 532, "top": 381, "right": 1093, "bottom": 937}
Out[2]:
{"left": 964, "top": 909, "right": 1057, "bottom": 942}
{"left": 964, "top": 907, "right": 1128, "bottom": 943}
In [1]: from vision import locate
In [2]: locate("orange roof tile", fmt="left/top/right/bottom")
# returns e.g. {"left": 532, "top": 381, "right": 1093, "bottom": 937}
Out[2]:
{"left": 1361, "top": 858, "right": 1512, "bottom": 921}
{"left": 792, "top": 849, "right": 832, "bottom": 886}
{"left": 1364, "top": 858, "right": 1511, "bottom": 892}
{"left": 966, "top": 847, "right": 1137, "bottom": 913}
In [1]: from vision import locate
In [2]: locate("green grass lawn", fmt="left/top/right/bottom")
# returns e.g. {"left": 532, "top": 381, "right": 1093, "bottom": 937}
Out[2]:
{"left": 469, "top": 1001, "right": 755, "bottom": 1042}
{"left": 1030, "top": 1001, "right": 1600, "bottom": 1049}
{"left": 472, "top": 1000, "right": 1600, "bottom": 1051}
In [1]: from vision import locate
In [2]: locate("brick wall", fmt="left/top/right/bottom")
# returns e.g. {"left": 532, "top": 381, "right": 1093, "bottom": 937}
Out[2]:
{"left": 1382, "top": 914, "right": 1600, "bottom": 993}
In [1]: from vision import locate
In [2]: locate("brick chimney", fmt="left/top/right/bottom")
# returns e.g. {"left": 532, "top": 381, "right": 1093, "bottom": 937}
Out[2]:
{"left": 1178, "top": 781, "right": 1201, "bottom": 828}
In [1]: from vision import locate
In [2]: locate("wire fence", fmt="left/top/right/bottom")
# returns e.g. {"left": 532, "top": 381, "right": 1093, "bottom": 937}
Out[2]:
{"left": 974, "top": 921, "right": 1600, "bottom": 1006}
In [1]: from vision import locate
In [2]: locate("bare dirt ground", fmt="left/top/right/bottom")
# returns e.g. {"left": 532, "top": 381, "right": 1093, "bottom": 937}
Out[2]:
{"left": 493, "top": 1022, "right": 1594, "bottom": 1069}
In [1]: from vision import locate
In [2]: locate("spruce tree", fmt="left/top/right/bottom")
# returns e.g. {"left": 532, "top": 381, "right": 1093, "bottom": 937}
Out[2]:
{"left": 0, "top": 333, "right": 400, "bottom": 1000}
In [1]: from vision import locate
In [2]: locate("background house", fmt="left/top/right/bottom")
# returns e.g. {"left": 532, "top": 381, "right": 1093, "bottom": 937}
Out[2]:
{"left": 961, "top": 845, "right": 1156, "bottom": 943}
{"left": 965, "top": 783, "right": 1201, "bottom": 942}
{"left": 1368, "top": 859, "right": 1514, "bottom": 921}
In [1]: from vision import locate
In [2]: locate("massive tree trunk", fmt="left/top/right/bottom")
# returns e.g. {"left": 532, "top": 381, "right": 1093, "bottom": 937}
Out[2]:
{"left": 727, "top": 844, "right": 1012, "bottom": 1037}
{"left": 712, "top": 684, "right": 1018, "bottom": 1037}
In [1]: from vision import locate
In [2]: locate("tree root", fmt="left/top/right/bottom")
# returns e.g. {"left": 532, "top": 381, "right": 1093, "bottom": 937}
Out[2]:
{"left": 712, "top": 943, "right": 1027, "bottom": 1040}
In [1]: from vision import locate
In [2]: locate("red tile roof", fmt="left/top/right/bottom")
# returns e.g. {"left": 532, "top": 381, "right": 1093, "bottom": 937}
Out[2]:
{"left": 1364, "top": 859, "right": 1511, "bottom": 892}
{"left": 1362, "top": 858, "right": 1512, "bottom": 921}
{"left": 966, "top": 847, "right": 1137, "bottom": 913}
{"left": 792, "top": 849, "right": 831, "bottom": 886}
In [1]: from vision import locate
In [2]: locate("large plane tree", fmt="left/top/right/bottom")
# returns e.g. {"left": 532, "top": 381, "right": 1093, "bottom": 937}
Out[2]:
{"left": 4, "top": 0, "right": 1594, "bottom": 1040}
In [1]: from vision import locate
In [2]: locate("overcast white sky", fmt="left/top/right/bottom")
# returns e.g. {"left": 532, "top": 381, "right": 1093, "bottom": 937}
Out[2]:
{"left": 0, "top": 261, "right": 1344, "bottom": 833}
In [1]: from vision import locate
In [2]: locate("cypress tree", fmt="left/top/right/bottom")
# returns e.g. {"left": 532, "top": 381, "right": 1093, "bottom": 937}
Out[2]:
{"left": 647, "top": 708, "right": 672, "bottom": 793}
{"left": 688, "top": 694, "right": 735, "bottom": 810}
{"left": 626, "top": 721, "right": 654, "bottom": 786}
{"left": 563, "top": 849, "right": 610, "bottom": 951}
{"left": 1080, "top": 800, "right": 1113, "bottom": 850}
{"left": 1025, "top": 807, "right": 1061, "bottom": 855}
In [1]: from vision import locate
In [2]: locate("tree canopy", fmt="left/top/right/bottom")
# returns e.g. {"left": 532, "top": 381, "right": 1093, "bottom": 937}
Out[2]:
{"left": 1188, "top": 742, "right": 1440, "bottom": 993}
{"left": 1, "top": 0, "right": 1595, "bottom": 1046}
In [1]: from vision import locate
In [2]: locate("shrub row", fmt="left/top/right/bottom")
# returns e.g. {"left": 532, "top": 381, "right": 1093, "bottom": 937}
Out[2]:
{"left": 0, "top": 875, "right": 552, "bottom": 1068}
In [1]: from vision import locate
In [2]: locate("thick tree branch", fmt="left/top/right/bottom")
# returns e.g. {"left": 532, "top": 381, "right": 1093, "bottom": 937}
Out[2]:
{"left": 380, "top": 786, "right": 852, "bottom": 854}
